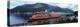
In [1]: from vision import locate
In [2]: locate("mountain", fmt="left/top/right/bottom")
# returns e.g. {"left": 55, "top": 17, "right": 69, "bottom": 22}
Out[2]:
{"left": 47, "top": 5, "right": 74, "bottom": 13}
{"left": 10, "top": 3, "right": 49, "bottom": 13}
{"left": 10, "top": 3, "right": 74, "bottom": 13}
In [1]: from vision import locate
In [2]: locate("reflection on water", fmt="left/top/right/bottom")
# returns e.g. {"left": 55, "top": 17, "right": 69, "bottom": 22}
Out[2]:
{"left": 10, "top": 14, "right": 25, "bottom": 25}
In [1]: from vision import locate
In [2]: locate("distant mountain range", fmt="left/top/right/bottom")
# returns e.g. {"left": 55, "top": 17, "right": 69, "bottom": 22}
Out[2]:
{"left": 9, "top": 3, "right": 74, "bottom": 13}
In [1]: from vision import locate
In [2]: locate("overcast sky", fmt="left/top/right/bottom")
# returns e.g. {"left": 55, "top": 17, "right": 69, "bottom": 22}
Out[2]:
{"left": 9, "top": 0, "right": 78, "bottom": 11}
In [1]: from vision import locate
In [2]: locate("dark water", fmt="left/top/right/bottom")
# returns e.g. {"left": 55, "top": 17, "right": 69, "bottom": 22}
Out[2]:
{"left": 10, "top": 14, "right": 26, "bottom": 25}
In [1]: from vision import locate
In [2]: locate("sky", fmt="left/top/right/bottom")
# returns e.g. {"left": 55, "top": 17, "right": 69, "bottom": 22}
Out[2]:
{"left": 9, "top": 0, "right": 78, "bottom": 11}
